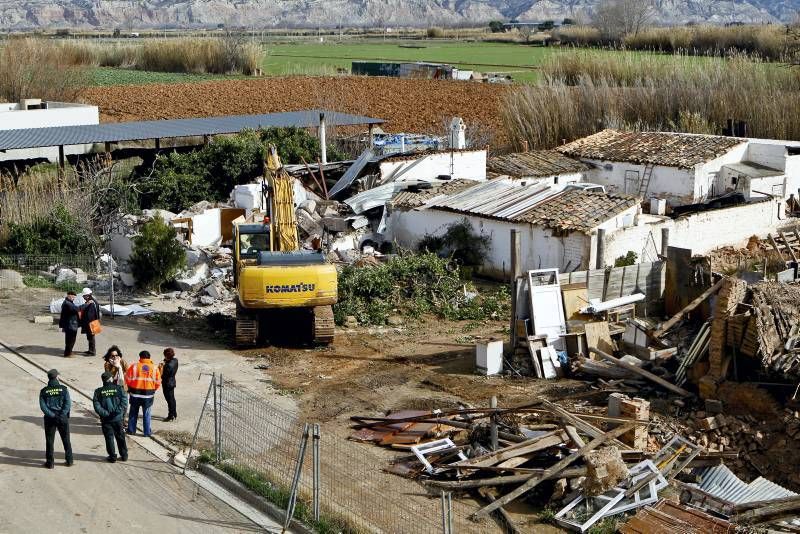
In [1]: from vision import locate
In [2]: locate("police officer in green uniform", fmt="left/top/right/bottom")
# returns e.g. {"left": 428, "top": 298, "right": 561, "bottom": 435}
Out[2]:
{"left": 39, "top": 369, "right": 73, "bottom": 469}
{"left": 92, "top": 371, "right": 128, "bottom": 463}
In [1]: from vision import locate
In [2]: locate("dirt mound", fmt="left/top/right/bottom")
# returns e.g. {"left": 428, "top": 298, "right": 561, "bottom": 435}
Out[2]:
{"left": 82, "top": 76, "right": 511, "bottom": 143}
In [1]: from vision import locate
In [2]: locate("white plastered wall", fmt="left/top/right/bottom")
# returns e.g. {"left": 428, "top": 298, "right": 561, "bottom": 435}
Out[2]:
{"left": 378, "top": 150, "right": 487, "bottom": 183}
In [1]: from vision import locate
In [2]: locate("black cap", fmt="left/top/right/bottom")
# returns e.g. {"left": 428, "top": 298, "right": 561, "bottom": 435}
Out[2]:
{"left": 101, "top": 372, "right": 112, "bottom": 382}
{"left": 47, "top": 369, "right": 59, "bottom": 380}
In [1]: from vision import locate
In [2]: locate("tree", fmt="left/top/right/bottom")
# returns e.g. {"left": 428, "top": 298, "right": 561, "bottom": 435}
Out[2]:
{"left": 592, "top": 0, "right": 654, "bottom": 40}
{"left": 563, "top": 18, "right": 576, "bottom": 25}
{"left": 539, "top": 20, "right": 555, "bottom": 31}
{"left": 129, "top": 216, "right": 186, "bottom": 291}
{"left": 488, "top": 20, "right": 505, "bottom": 33}
{"left": 518, "top": 24, "right": 535, "bottom": 43}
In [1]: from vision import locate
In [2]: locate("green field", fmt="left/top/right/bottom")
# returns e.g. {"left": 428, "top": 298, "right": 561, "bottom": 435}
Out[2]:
{"left": 261, "top": 40, "right": 549, "bottom": 82}
{"left": 86, "top": 40, "right": 723, "bottom": 87}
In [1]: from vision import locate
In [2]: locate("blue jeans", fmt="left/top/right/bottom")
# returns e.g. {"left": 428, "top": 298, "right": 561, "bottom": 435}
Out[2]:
{"left": 127, "top": 396, "right": 154, "bottom": 436}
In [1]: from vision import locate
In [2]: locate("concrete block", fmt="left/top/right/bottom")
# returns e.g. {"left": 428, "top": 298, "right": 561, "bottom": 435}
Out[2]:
{"left": 33, "top": 315, "right": 54, "bottom": 324}
{"left": 0, "top": 269, "right": 25, "bottom": 289}
{"left": 699, "top": 416, "right": 719, "bottom": 431}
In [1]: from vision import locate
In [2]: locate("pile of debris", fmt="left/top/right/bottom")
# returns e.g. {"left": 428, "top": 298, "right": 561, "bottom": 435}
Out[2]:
{"left": 349, "top": 398, "right": 800, "bottom": 531}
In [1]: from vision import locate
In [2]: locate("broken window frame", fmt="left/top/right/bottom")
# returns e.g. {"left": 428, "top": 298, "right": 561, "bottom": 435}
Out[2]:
{"left": 410, "top": 438, "right": 467, "bottom": 475}
{"left": 554, "top": 460, "right": 667, "bottom": 533}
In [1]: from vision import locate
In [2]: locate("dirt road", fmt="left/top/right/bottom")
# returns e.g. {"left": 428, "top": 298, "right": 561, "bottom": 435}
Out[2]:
{"left": 0, "top": 352, "right": 258, "bottom": 533}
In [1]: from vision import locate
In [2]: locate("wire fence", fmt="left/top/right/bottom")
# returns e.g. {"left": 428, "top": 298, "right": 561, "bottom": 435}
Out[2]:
{"left": 0, "top": 253, "right": 117, "bottom": 305}
{"left": 192, "top": 375, "right": 487, "bottom": 534}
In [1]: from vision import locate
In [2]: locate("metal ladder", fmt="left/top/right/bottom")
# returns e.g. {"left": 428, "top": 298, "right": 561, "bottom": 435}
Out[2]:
{"left": 637, "top": 164, "right": 654, "bottom": 197}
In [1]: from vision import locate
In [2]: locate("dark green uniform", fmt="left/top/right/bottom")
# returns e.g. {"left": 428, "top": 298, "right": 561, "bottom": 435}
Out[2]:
{"left": 92, "top": 380, "right": 128, "bottom": 462}
{"left": 39, "top": 379, "right": 73, "bottom": 467}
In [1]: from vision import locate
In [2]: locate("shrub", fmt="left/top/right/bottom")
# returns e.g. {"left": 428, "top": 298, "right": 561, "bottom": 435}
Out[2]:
{"left": 418, "top": 219, "right": 490, "bottom": 268}
{"left": 614, "top": 251, "right": 638, "bottom": 267}
{"left": 333, "top": 251, "right": 510, "bottom": 326}
{"left": 427, "top": 27, "right": 445, "bottom": 39}
{"left": 488, "top": 21, "right": 505, "bottom": 33}
{"left": 129, "top": 216, "right": 186, "bottom": 290}
{"left": 139, "top": 128, "right": 344, "bottom": 212}
{"left": 1, "top": 203, "right": 95, "bottom": 255}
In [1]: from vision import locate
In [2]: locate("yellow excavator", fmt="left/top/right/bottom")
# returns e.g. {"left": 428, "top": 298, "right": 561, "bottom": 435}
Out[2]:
{"left": 233, "top": 145, "right": 337, "bottom": 346}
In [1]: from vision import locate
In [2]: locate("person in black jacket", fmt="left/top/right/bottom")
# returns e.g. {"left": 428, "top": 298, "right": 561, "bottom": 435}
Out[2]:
{"left": 39, "top": 369, "right": 73, "bottom": 468}
{"left": 160, "top": 348, "right": 179, "bottom": 422}
{"left": 92, "top": 371, "right": 128, "bottom": 462}
{"left": 79, "top": 288, "right": 100, "bottom": 356}
{"left": 58, "top": 291, "right": 80, "bottom": 357}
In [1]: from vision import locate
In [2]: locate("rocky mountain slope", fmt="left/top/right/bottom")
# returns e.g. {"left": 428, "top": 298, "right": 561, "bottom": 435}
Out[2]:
{"left": 0, "top": 0, "right": 797, "bottom": 30}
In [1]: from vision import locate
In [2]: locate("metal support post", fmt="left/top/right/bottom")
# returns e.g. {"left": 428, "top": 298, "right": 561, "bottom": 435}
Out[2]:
{"left": 440, "top": 491, "right": 453, "bottom": 534}
{"left": 509, "top": 229, "right": 521, "bottom": 349}
{"left": 283, "top": 424, "right": 311, "bottom": 533}
{"left": 312, "top": 423, "right": 321, "bottom": 522}
{"left": 184, "top": 373, "right": 216, "bottom": 474}
{"left": 109, "top": 254, "right": 115, "bottom": 320}
{"left": 490, "top": 396, "right": 498, "bottom": 451}
{"left": 596, "top": 228, "right": 606, "bottom": 270}
{"left": 217, "top": 374, "right": 224, "bottom": 460}
{"left": 319, "top": 112, "right": 327, "bottom": 165}
{"left": 212, "top": 373, "right": 219, "bottom": 462}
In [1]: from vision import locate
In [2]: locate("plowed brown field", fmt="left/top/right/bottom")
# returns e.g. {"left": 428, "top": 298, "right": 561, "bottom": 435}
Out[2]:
{"left": 82, "top": 76, "right": 511, "bottom": 142}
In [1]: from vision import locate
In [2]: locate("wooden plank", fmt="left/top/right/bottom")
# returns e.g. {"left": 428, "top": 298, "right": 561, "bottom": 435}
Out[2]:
{"left": 477, "top": 487, "right": 524, "bottom": 534}
{"left": 451, "top": 431, "right": 567, "bottom": 468}
{"left": 780, "top": 231, "right": 799, "bottom": 262}
{"left": 734, "top": 495, "right": 800, "bottom": 523}
{"left": 424, "top": 468, "right": 588, "bottom": 489}
{"left": 584, "top": 321, "right": 614, "bottom": 356}
{"left": 652, "top": 278, "right": 724, "bottom": 338}
{"left": 539, "top": 399, "right": 631, "bottom": 450}
{"left": 471, "top": 423, "right": 635, "bottom": 519}
{"left": 565, "top": 425, "right": 585, "bottom": 448}
{"left": 562, "top": 284, "right": 590, "bottom": 320}
{"left": 590, "top": 347, "right": 692, "bottom": 397}
{"left": 768, "top": 233, "right": 787, "bottom": 264}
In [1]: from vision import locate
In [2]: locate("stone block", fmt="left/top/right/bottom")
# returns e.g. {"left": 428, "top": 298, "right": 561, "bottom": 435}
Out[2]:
{"left": 0, "top": 269, "right": 25, "bottom": 289}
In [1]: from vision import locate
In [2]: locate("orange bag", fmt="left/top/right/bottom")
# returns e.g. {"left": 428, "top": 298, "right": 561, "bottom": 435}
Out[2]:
{"left": 89, "top": 319, "right": 102, "bottom": 335}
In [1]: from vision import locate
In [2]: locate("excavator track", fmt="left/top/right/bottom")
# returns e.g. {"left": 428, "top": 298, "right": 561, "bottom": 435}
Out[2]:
{"left": 235, "top": 314, "right": 259, "bottom": 347}
{"left": 312, "top": 305, "right": 335, "bottom": 345}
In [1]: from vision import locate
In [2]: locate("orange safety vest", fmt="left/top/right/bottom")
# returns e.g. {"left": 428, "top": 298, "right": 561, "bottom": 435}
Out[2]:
{"left": 125, "top": 358, "right": 162, "bottom": 399}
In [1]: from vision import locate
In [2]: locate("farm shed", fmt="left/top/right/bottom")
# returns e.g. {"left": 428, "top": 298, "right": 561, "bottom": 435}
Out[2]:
{"left": 487, "top": 150, "right": 589, "bottom": 185}
{"left": 388, "top": 179, "right": 640, "bottom": 279}
{"left": 0, "top": 99, "right": 98, "bottom": 163}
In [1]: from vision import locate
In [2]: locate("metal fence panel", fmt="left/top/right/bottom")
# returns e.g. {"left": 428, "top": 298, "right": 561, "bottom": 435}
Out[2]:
{"left": 195, "top": 379, "right": 489, "bottom": 534}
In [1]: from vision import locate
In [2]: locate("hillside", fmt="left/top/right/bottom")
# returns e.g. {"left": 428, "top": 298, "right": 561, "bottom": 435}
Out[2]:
{"left": 1, "top": 0, "right": 798, "bottom": 30}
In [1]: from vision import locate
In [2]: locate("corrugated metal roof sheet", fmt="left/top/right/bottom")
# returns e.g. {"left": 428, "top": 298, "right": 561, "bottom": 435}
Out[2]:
{"left": 695, "top": 464, "right": 797, "bottom": 504}
{"left": 0, "top": 110, "right": 384, "bottom": 151}
{"left": 427, "top": 180, "right": 639, "bottom": 232}
{"left": 390, "top": 179, "right": 477, "bottom": 209}
{"left": 557, "top": 129, "right": 746, "bottom": 169}
{"left": 488, "top": 150, "right": 589, "bottom": 178}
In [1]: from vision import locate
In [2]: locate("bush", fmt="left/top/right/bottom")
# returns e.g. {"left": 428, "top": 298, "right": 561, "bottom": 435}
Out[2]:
{"left": 139, "top": 128, "right": 345, "bottom": 212}
{"left": 1, "top": 203, "right": 94, "bottom": 255}
{"left": 614, "top": 251, "right": 638, "bottom": 267}
{"left": 427, "top": 27, "right": 445, "bottom": 39}
{"left": 333, "top": 251, "right": 510, "bottom": 326}
{"left": 129, "top": 216, "right": 186, "bottom": 290}
{"left": 417, "top": 219, "right": 490, "bottom": 268}
{"left": 488, "top": 21, "right": 505, "bottom": 33}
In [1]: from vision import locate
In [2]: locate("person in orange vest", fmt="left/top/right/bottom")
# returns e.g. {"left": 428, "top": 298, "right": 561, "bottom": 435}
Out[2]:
{"left": 124, "top": 350, "right": 162, "bottom": 437}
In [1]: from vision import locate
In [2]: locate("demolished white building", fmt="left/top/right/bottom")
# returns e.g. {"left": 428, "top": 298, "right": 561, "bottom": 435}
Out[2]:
{"left": 558, "top": 129, "right": 800, "bottom": 207}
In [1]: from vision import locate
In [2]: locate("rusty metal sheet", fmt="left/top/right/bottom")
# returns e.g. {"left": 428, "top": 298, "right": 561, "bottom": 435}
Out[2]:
{"left": 620, "top": 500, "right": 734, "bottom": 534}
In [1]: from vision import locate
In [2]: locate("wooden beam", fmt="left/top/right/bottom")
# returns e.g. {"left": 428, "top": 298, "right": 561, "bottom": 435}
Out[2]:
{"left": 539, "top": 399, "right": 632, "bottom": 450}
{"left": 768, "top": 233, "right": 787, "bottom": 264}
{"left": 451, "top": 431, "right": 567, "bottom": 468}
{"left": 565, "top": 425, "right": 585, "bottom": 448}
{"left": 734, "top": 496, "right": 800, "bottom": 523}
{"left": 471, "top": 424, "right": 635, "bottom": 520}
{"left": 793, "top": 227, "right": 800, "bottom": 255}
{"left": 780, "top": 231, "right": 798, "bottom": 262}
{"left": 590, "top": 347, "right": 692, "bottom": 397}
{"left": 424, "top": 468, "right": 588, "bottom": 489}
{"left": 478, "top": 487, "right": 524, "bottom": 534}
{"left": 652, "top": 278, "right": 724, "bottom": 338}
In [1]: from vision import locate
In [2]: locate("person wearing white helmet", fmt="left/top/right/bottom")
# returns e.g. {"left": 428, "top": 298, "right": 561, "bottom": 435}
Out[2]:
{"left": 79, "top": 287, "right": 101, "bottom": 356}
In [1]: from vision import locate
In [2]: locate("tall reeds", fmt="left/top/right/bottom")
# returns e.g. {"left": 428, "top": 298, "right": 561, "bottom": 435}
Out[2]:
{"left": 503, "top": 50, "right": 800, "bottom": 150}
{"left": 0, "top": 38, "right": 87, "bottom": 102}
